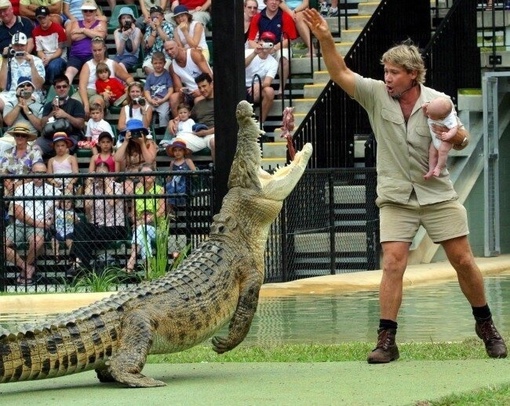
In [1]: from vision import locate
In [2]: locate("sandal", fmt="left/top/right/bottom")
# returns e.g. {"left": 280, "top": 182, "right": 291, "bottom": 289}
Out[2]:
{"left": 123, "top": 267, "right": 135, "bottom": 274}
{"left": 66, "top": 262, "right": 82, "bottom": 277}
{"left": 16, "top": 276, "right": 33, "bottom": 285}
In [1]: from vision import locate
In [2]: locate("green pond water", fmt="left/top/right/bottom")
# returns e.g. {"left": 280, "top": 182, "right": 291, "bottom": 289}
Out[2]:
{"left": 1, "top": 271, "right": 509, "bottom": 345}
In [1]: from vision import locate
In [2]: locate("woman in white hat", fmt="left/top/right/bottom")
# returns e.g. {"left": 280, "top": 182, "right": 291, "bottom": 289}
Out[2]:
{"left": 64, "top": 0, "right": 107, "bottom": 83}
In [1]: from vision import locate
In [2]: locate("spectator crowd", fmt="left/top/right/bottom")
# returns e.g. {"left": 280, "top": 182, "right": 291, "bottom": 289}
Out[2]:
{"left": 0, "top": 0, "right": 318, "bottom": 284}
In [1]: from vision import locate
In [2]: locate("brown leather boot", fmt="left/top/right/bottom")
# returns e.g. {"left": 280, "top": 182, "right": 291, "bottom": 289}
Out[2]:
{"left": 475, "top": 318, "right": 508, "bottom": 358}
{"left": 367, "top": 328, "right": 400, "bottom": 364}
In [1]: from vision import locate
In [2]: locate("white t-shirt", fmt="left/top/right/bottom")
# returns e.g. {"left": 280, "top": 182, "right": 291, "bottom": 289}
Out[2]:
{"left": 14, "top": 182, "right": 61, "bottom": 226}
{"left": 244, "top": 49, "right": 278, "bottom": 87}
{"left": 85, "top": 119, "right": 114, "bottom": 142}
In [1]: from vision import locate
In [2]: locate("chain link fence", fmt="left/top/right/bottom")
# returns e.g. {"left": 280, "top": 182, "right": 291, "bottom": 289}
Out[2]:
{"left": 0, "top": 167, "right": 379, "bottom": 292}
{"left": 0, "top": 169, "right": 214, "bottom": 293}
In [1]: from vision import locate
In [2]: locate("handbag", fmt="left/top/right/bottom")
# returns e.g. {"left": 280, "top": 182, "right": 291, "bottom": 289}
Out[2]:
{"left": 42, "top": 118, "right": 73, "bottom": 139}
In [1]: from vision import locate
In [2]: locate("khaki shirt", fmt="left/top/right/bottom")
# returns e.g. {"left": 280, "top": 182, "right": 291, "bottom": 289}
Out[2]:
{"left": 354, "top": 74, "right": 458, "bottom": 206}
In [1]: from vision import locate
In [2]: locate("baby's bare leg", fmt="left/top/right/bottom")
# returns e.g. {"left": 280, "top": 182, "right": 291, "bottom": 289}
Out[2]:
{"left": 432, "top": 141, "right": 453, "bottom": 177}
{"left": 424, "top": 143, "right": 438, "bottom": 180}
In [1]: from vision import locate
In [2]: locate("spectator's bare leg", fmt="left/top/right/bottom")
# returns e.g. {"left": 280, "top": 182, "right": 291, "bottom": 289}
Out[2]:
{"left": 277, "top": 57, "right": 289, "bottom": 96}
{"left": 260, "top": 86, "right": 275, "bottom": 123}
{"left": 125, "top": 243, "right": 138, "bottom": 272}
{"left": 25, "top": 234, "right": 45, "bottom": 277}
{"left": 65, "top": 66, "right": 79, "bottom": 84}
{"left": 210, "top": 138, "right": 215, "bottom": 163}
{"left": 295, "top": 12, "right": 315, "bottom": 56}
{"left": 169, "top": 92, "right": 183, "bottom": 119}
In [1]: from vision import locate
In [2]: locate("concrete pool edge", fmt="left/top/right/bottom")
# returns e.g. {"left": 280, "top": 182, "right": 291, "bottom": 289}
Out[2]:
{"left": 2, "top": 254, "right": 510, "bottom": 314}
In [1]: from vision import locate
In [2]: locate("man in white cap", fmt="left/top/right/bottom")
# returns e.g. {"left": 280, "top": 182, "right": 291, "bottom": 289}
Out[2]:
{"left": 0, "top": 0, "right": 34, "bottom": 54}
{"left": 0, "top": 32, "right": 45, "bottom": 112}
{"left": 20, "top": 0, "right": 63, "bottom": 25}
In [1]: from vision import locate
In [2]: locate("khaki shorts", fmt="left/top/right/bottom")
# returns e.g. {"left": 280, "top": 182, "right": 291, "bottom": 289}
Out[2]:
{"left": 5, "top": 223, "right": 45, "bottom": 246}
{"left": 379, "top": 194, "right": 469, "bottom": 243}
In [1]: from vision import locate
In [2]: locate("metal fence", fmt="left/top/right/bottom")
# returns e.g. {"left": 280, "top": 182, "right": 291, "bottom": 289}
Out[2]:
{"left": 265, "top": 167, "right": 379, "bottom": 282}
{"left": 0, "top": 166, "right": 379, "bottom": 292}
{"left": 0, "top": 169, "right": 214, "bottom": 293}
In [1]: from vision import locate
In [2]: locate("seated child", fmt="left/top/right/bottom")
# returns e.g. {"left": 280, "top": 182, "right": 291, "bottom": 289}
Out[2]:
{"left": 52, "top": 196, "right": 76, "bottom": 264}
{"left": 95, "top": 62, "right": 127, "bottom": 108}
{"left": 160, "top": 103, "right": 195, "bottom": 148}
{"left": 81, "top": 103, "right": 115, "bottom": 153}
{"left": 423, "top": 96, "right": 459, "bottom": 180}
{"left": 165, "top": 139, "right": 196, "bottom": 213}
{"left": 47, "top": 132, "right": 79, "bottom": 194}
{"left": 143, "top": 52, "right": 173, "bottom": 128}
{"left": 88, "top": 132, "right": 119, "bottom": 174}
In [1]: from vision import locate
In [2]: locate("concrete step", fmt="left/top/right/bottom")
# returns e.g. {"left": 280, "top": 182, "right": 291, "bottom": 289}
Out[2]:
{"left": 294, "top": 232, "right": 367, "bottom": 253}
{"left": 303, "top": 83, "right": 327, "bottom": 98}
{"left": 341, "top": 29, "right": 363, "bottom": 43}
{"left": 335, "top": 42, "right": 354, "bottom": 55}
{"left": 325, "top": 185, "right": 366, "bottom": 204}
{"left": 457, "top": 89, "right": 483, "bottom": 112}
{"left": 343, "top": 15, "right": 372, "bottom": 29}
{"left": 313, "top": 70, "right": 331, "bottom": 84}
{"left": 358, "top": 1, "right": 382, "bottom": 16}
{"left": 260, "top": 157, "right": 287, "bottom": 170}
{"left": 262, "top": 141, "right": 287, "bottom": 158}
{"left": 266, "top": 98, "right": 316, "bottom": 116}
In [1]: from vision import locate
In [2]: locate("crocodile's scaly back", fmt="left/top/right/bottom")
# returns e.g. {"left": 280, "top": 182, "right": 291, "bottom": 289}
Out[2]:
{"left": 0, "top": 100, "right": 312, "bottom": 388}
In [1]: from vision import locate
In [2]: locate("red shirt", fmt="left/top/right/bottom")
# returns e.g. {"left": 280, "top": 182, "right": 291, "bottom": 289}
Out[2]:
{"left": 11, "top": 0, "right": 19, "bottom": 15}
{"left": 247, "top": 8, "right": 298, "bottom": 42}
{"left": 179, "top": 0, "right": 209, "bottom": 10}
{"left": 95, "top": 78, "right": 126, "bottom": 102}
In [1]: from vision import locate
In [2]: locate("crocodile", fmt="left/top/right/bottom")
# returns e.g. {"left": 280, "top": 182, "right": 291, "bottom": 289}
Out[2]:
{"left": 0, "top": 100, "right": 313, "bottom": 388}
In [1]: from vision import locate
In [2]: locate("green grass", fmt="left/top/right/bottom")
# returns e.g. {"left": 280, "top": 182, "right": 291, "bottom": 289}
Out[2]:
{"left": 147, "top": 339, "right": 509, "bottom": 405}
{"left": 148, "top": 338, "right": 489, "bottom": 363}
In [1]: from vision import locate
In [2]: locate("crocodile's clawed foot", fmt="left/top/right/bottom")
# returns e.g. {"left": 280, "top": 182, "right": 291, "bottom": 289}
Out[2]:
{"left": 96, "top": 367, "right": 116, "bottom": 383}
{"left": 211, "top": 335, "right": 233, "bottom": 354}
{"left": 111, "top": 371, "right": 166, "bottom": 388}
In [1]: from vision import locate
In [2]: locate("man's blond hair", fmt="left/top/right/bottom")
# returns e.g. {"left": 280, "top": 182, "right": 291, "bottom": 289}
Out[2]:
{"left": 381, "top": 42, "right": 426, "bottom": 84}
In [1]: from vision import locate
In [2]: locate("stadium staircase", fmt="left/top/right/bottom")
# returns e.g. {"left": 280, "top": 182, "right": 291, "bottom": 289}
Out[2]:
{"left": 84, "top": 0, "right": 382, "bottom": 172}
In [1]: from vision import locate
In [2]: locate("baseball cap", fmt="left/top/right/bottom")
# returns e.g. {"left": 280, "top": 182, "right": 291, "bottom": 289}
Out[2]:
{"left": 81, "top": 0, "right": 98, "bottom": 10}
{"left": 17, "top": 76, "right": 34, "bottom": 88}
{"left": 260, "top": 31, "right": 277, "bottom": 43}
{"left": 35, "top": 6, "right": 50, "bottom": 17}
{"left": 11, "top": 32, "right": 28, "bottom": 45}
{"left": 150, "top": 5, "right": 164, "bottom": 14}
{"left": 98, "top": 131, "right": 114, "bottom": 142}
{"left": 0, "top": 0, "right": 11, "bottom": 9}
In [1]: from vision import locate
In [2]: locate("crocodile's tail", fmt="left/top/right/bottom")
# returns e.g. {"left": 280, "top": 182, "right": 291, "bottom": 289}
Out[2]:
{"left": 1, "top": 311, "right": 120, "bottom": 383}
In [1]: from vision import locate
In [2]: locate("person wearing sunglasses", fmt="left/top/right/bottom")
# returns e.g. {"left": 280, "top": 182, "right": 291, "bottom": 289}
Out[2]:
{"left": 0, "top": 32, "right": 45, "bottom": 113}
{"left": 37, "top": 75, "right": 85, "bottom": 159}
{"left": 1, "top": 77, "right": 43, "bottom": 154}
{"left": 64, "top": 0, "right": 106, "bottom": 83}
{"left": 76, "top": 35, "right": 134, "bottom": 118}
{"left": 4, "top": 161, "right": 61, "bottom": 286}
{"left": 244, "top": 0, "right": 259, "bottom": 46}
{"left": 0, "top": 122, "right": 42, "bottom": 210}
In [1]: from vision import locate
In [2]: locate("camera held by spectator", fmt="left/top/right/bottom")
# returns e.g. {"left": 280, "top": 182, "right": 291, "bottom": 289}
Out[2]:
{"left": 133, "top": 97, "right": 146, "bottom": 107}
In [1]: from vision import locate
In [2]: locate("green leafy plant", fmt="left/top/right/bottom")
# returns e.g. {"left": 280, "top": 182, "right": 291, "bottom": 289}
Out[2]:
{"left": 72, "top": 267, "right": 128, "bottom": 292}
{"left": 143, "top": 214, "right": 171, "bottom": 280}
{"left": 140, "top": 211, "right": 192, "bottom": 280}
